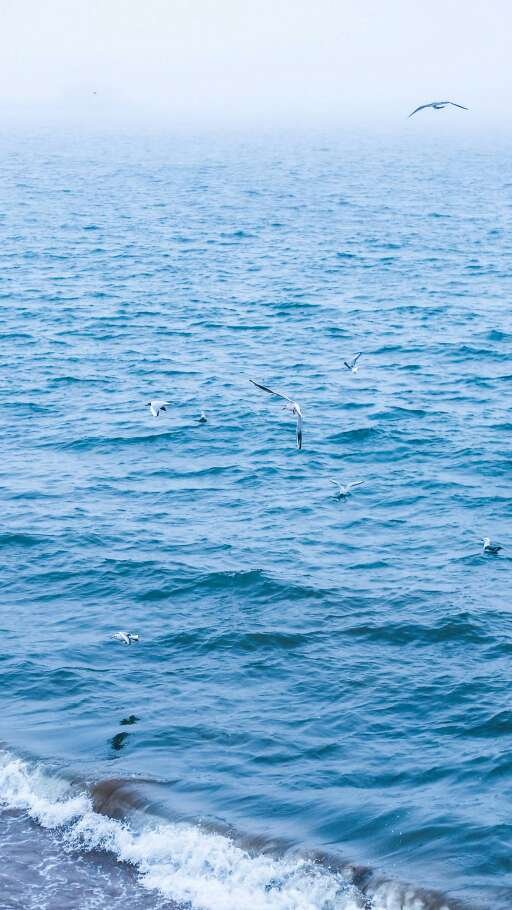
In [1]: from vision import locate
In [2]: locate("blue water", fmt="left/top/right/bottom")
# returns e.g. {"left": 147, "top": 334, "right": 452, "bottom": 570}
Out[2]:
{"left": 1, "top": 130, "right": 512, "bottom": 910}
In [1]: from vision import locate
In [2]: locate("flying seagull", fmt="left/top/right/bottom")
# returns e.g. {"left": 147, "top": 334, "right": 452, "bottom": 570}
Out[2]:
{"left": 147, "top": 400, "right": 169, "bottom": 417}
{"left": 344, "top": 353, "right": 362, "bottom": 373}
{"left": 482, "top": 537, "right": 502, "bottom": 555}
{"left": 249, "top": 379, "right": 303, "bottom": 449}
{"left": 113, "top": 632, "right": 139, "bottom": 645}
{"left": 408, "top": 101, "right": 469, "bottom": 118}
{"left": 329, "top": 479, "right": 365, "bottom": 499}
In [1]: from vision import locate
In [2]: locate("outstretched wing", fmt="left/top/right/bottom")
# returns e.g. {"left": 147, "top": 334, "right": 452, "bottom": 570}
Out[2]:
{"left": 296, "top": 412, "right": 303, "bottom": 450}
{"left": 249, "top": 379, "right": 292, "bottom": 403}
{"left": 408, "top": 103, "right": 434, "bottom": 117}
{"left": 447, "top": 101, "right": 469, "bottom": 111}
{"left": 345, "top": 352, "right": 362, "bottom": 369}
{"left": 347, "top": 480, "right": 365, "bottom": 491}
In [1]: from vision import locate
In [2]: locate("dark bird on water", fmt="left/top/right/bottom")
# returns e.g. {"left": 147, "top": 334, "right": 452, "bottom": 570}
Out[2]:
{"left": 409, "top": 101, "right": 469, "bottom": 118}
{"left": 482, "top": 537, "right": 502, "bottom": 555}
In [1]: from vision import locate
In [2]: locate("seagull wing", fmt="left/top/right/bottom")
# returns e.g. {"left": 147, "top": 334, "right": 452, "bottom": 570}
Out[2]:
{"left": 447, "top": 102, "right": 469, "bottom": 110}
{"left": 329, "top": 479, "right": 341, "bottom": 487}
{"left": 408, "top": 103, "right": 433, "bottom": 117}
{"left": 296, "top": 412, "right": 303, "bottom": 449}
{"left": 353, "top": 352, "right": 362, "bottom": 366}
{"left": 249, "top": 379, "right": 293, "bottom": 403}
{"left": 346, "top": 480, "right": 365, "bottom": 491}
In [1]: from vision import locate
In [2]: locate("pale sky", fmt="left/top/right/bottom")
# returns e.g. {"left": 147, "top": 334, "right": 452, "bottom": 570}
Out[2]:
{"left": 1, "top": 0, "right": 510, "bottom": 128}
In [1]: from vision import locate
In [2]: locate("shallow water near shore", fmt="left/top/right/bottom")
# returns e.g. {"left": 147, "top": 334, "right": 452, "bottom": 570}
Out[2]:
{"left": 1, "top": 128, "right": 512, "bottom": 909}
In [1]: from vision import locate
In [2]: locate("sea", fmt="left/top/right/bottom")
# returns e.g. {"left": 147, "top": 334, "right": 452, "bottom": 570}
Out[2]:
{"left": 1, "top": 127, "right": 511, "bottom": 910}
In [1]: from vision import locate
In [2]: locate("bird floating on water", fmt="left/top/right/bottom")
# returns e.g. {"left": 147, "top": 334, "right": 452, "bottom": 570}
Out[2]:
{"left": 249, "top": 379, "right": 303, "bottom": 449}
{"left": 408, "top": 101, "right": 468, "bottom": 118}
{"left": 329, "top": 479, "right": 365, "bottom": 499}
{"left": 147, "top": 400, "right": 169, "bottom": 417}
{"left": 344, "top": 353, "right": 362, "bottom": 373}
{"left": 482, "top": 537, "right": 502, "bottom": 555}
{"left": 198, "top": 411, "right": 207, "bottom": 424}
{"left": 113, "top": 632, "right": 139, "bottom": 645}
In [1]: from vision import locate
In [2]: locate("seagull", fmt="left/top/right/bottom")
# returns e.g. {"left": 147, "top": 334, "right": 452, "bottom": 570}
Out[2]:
{"left": 113, "top": 632, "right": 139, "bottom": 645}
{"left": 344, "top": 353, "right": 362, "bottom": 373}
{"left": 249, "top": 379, "right": 303, "bottom": 449}
{"left": 408, "top": 101, "right": 469, "bottom": 118}
{"left": 329, "top": 479, "right": 365, "bottom": 499}
{"left": 198, "top": 411, "right": 207, "bottom": 424}
{"left": 147, "top": 400, "right": 169, "bottom": 417}
{"left": 482, "top": 537, "right": 502, "bottom": 555}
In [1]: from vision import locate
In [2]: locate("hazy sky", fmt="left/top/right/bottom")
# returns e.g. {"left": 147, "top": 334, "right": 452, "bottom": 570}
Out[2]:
{"left": 2, "top": 0, "right": 511, "bottom": 128}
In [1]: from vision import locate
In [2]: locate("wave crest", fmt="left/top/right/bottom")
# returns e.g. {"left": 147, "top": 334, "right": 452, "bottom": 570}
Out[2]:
{"left": 0, "top": 751, "right": 473, "bottom": 910}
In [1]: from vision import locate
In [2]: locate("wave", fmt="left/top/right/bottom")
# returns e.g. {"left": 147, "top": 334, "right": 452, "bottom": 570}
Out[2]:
{"left": 56, "top": 429, "right": 187, "bottom": 451}
{"left": 165, "top": 568, "right": 338, "bottom": 607}
{"left": 329, "top": 427, "right": 378, "bottom": 443}
{"left": 0, "top": 531, "right": 47, "bottom": 548}
{"left": 342, "top": 612, "right": 492, "bottom": 648}
{"left": 0, "top": 750, "right": 475, "bottom": 910}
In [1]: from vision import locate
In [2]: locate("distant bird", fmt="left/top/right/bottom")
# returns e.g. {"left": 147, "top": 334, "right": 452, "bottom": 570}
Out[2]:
{"left": 329, "top": 479, "right": 365, "bottom": 499}
{"left": 482, "top": 537, "right": 502, "bottom": 555}
{"left": 147, "top": 400, "right": 169, "bottom": 417}
{"left": 198, "top": 411, "right": 207, "bottom": 424}
{"left": 249, "top": 379, "right": 303, "bottom": 449}
{"left": 113, "top": 632, "right": 139, "bottom": 645}
{"left": 408, "top": 101, "right": 469, "bottom": 118}
{"left": 344, "top": 353, "right": 362, "bottom": 373}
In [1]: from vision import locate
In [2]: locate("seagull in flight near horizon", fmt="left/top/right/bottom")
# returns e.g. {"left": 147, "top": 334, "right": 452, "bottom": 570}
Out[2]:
{"left": 113, "top": 632, "right": 139, "bottom": 645}
{"left": 344, "top": 353, "right": 362, "bottom": 373}
{"left": 147, "top": 400, "right": 169, "bottom": 417}
{"left": 482, "top": 537, "right": 502, "bottom": 555}
{"left": 329, "top": 479, "right": 365, "bottom": 499}
{"left": 408, "top": 101, "right": 469, "bottom": 118}
{"left": 250, "top": 379, "right": 303, "bottom": 449}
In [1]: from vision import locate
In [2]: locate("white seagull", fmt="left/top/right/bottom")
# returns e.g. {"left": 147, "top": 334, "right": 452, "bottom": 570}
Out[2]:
{"left": 198, "top": 410, "right": 207, "bottom": 424}
{"left": 408, "top": 100, "right": 469, "bottom": 118}
{"left": 329, "top": 479, "right": 365, "bottom": 498}
{"left": 482, "top": 537, "right": 502, "bottom": 555}
{"left": 344, "top": 353, "right": 362, "bottom": 373}
{"left": 249, "top": 379, "right": 303, "bottom": 449}
{"left": 147, "top": 400, "right": 169, "bottom": 417}
{"left": 113, "top": 632, "right": 139, "bottom": 645}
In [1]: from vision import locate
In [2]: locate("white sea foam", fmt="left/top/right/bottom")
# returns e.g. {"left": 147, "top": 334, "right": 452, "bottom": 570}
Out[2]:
{"left": 0, "top": 751, "right": 454, "bottom": 910}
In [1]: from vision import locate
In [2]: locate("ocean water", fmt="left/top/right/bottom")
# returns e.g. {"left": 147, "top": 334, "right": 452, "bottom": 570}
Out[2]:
{"left": 1, "top": 128, "right": 512, "bottom": 910}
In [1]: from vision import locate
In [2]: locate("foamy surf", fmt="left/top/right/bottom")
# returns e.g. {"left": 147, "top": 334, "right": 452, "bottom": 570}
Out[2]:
{"left": 0, "top": 751, "right": 465, "bottom": 910}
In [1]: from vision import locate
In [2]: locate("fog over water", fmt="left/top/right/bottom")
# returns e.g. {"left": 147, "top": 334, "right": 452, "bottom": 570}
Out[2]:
{"left": 2, "top": 0, "right": 511, "bottom": 129}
